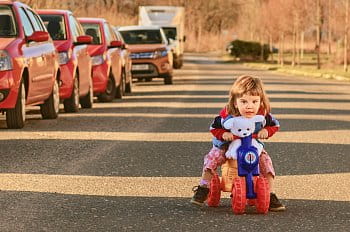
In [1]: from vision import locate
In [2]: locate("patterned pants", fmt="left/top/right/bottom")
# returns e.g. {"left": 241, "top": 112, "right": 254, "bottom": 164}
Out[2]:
{"left": 203, "top": 146, "right": 275, "bottom": 177}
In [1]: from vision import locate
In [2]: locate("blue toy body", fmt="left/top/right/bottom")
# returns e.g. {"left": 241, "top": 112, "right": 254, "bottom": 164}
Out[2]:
{"left": 237, "top": 134, "right": 260, "bottom": 199}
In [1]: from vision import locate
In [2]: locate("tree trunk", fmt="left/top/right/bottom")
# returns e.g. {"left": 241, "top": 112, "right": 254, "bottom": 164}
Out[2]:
{"left": 296, "top": 30, "right": 300, "bottom": 66}
{"left": 316, "top": 0, "right": 321, "bottom": 70}
{"left": 292, "top": 23, "right": 296, "bottom": 67}
{"left": 300, "top": 31, "right": 304, "bottom": 59}
{"left": 269, "top": 35, "right": 274, "bottom": 62}
{"left": 344, "top": 0, "right": 349, "bottom": 72}
{"left": 327, "top": 0, "right": 332, "bottom": 55}
{"left": 279, "top": 32, "right": 285, "bottom": 67}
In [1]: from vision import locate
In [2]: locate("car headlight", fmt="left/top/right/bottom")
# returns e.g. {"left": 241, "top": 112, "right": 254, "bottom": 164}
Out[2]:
{"left": 153, "top": 50, "right": 168, "bottom": 59}
{"left": 58, "top": 51, "right": 71, "bottom": 65}
{"left": 0, "top": 50, "right": 13, "bottom": 71}
{"left": 91, "top": 54, "right": 105, "bottom": 66}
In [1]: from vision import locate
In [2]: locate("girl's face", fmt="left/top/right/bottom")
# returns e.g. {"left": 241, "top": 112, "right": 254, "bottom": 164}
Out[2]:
{"left": 235, "top": 94, "right": 261, "bottom": 118}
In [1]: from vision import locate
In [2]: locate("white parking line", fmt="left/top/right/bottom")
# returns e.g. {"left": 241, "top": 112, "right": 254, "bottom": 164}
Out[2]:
{"left": 0, "top": 173, "right": 348, "bottom": 201}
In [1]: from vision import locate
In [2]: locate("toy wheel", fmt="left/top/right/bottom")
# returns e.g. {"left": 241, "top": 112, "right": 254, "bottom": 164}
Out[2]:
{"left": 256, "top": 177, "right": 270, "bottom": 214}
{"left": 231, "top": 177, "right": 246, "bottom": 214}
{"left": 207, "top": 173, "right": 221, "bottom": 207}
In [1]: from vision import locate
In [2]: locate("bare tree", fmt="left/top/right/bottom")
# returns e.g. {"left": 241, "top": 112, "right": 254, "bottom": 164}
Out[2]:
{"left": 344, "top": 0, "right": 349, "bottom": 71}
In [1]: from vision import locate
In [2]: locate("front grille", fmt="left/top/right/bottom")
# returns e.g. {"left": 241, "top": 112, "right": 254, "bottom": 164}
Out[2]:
{"left": 130, "top": 52, "right": 153, "bottom": 59}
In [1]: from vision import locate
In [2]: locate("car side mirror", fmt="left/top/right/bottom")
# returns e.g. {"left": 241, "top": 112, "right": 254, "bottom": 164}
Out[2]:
{"left": 26, "top": 31, "right": 49, "bottom": 42}
{"left": 109, "top": 40, "right": 123, "bottom": 48}
{"left": 75, "top": 35, "right": 92, "bottom": 45}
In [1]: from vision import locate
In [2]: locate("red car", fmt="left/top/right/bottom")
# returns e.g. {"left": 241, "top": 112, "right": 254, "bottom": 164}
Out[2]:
{"left": 78, "top": 17, "right": 123, "bottom": 102}
{"left": 0, "top": 1, "right": 59, "bottom": 129}
{"left": 38, "top": 9, "right": 94, "bottom": 112}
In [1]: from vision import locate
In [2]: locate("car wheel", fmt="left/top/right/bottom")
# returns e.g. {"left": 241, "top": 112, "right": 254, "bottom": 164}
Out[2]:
{"left": 6, "top": 80, "right": 26, "bottom": 129}
{"left": 115, "top": 70, "right": 125, "bottom": 99}
{"left": 63, "top": 76, "right": 79, "bottom": 113}
{"left": 40, "top": 79, "right": 59, "bottom": 119}
{"left": 125, "top": 75, "right": 132, "bottom": 94}
{"left": 164, "top": 73, "right": 173, "bottom": 85}
{"left": 80, "top": 82, "right": 93, "bottom": 108}
{"left": 97, "top": 73, "right": 116, "bottom": 102}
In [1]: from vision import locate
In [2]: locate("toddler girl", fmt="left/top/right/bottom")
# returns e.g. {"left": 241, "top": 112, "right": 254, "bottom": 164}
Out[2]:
{"left": 190, "top": 75, "right": 285, "bottom": 212}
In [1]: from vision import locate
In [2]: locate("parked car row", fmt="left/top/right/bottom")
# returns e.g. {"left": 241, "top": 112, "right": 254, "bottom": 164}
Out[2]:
{"left": 0, "top": 1, "right": 176, "bottom": 129}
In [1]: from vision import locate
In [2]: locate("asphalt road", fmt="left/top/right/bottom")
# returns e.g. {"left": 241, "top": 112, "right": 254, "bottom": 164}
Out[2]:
{"left": 0, "top": 53, "right": 349, "bottom": 231}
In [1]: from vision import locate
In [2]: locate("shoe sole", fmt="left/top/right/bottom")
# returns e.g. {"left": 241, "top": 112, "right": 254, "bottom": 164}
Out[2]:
{"left": 190, "top": 199, "right": 205, "bottom": 207}
{"left": 269, "top": 206, "right": 286, "bottom": 212}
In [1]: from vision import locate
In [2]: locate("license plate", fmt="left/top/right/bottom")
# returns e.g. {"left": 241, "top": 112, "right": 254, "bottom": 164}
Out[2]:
{"left": 132, "top": 64, "right": 149, "bottom": 70}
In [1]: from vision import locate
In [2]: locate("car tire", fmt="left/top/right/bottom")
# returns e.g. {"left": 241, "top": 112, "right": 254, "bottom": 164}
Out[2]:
{"left": 40, "top": 79, "right": 59, "bottom": 119}
{"left": 115, "top": 70, "right": 125, "bottom": 99}
{"left": 164, "top": 73, "right": 173, "bottom": 85}
{"left": 97, "top": 73, "right": 116, "bottom": 102}
{"left": 80, "top": 82, "right": 93, "bottom": 108}
{"left": 6, "top": 80, "right": 26, "bottom": 129}
{"left": 125, "top": 76, "right": 132, "bottom": 94}
{"left": 63, "top": 76, "right": 79, "bottom": 113}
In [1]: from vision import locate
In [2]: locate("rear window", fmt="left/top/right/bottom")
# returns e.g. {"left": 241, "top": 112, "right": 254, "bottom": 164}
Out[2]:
{"left": 0, "top": 5, "right": 17, "bottom": 37}
{"left": 39, "top": 14, "right": 67, "bottom": 40}
{"left": 120, "top": 30, "right": 163, "bottom": 44}
{"left": 81, "top": 23, "right": 102, "bottom": 45}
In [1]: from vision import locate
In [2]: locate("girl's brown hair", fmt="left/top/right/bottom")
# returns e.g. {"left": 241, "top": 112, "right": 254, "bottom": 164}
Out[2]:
{"left": 226, "top": 75, "right": 271, "bottom": 116}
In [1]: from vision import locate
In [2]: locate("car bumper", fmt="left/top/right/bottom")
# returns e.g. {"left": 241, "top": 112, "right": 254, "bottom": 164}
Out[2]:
{"left": 131, "top": 56, "right": 172, "bottom": 78}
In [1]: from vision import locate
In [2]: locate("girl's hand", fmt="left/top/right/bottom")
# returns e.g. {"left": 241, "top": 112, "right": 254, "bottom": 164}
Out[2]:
{"left": 222, "top": 132, "right": 234, "bottom": 141}
{"left": 257, "top": 128, "right": 269, "bottom": 139}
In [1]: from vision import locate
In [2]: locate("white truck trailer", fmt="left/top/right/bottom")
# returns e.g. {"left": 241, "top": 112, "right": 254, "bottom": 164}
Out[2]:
{"left": 139, "top": 6, "right": 185, "bottom": 69}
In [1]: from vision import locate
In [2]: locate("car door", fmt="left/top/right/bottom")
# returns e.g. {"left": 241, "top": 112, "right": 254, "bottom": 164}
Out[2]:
{"left": 18, "top": 7, "right": 54, "bottom": 103}
{"left": 69, "top": 14, "right": 91, "bottom": 96}
{"left": 26, "top": 8, "right": 56, "bottom": 99}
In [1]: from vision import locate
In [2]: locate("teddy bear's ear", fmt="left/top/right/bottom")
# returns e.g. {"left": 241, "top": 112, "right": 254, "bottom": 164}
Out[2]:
{"left": 223, "top": 118, "right": 234, "bottom": 129}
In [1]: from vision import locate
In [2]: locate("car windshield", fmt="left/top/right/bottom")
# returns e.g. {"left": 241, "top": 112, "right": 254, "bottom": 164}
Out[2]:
{"left": 162, "top": 27, "right": 176, "bottom": 40}
{"left": 81, "top": 23, "right": 102, "bottom": 45}
{"left": 39, "top": 14, "right": 67, "bottom": 40}
{"left": 120, "top": 30, "right": 163, "bottom": 44}
{"left": 0, "top": 5, "right": 17, "bottom": 37}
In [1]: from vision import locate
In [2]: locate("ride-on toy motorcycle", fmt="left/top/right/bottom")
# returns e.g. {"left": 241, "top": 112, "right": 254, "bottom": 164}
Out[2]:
{"left": 207, "top": 134, "right": 270, "bottom": 214}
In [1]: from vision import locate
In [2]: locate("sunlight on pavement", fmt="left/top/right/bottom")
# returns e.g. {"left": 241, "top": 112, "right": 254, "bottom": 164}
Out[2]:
{"left": 1, "top": 130, "right": 350, "bottom": 144}
{"left": 90, "top": 101, "right": 350, "bottom": 110}
{"left": 57, "top": 112, "right": 350, "bottom": 122}
{"left": 0, "top": 173, "right": 348, "bottom": 201}
{"left": 121, "top": 94, "right": 350, "bottom": 100}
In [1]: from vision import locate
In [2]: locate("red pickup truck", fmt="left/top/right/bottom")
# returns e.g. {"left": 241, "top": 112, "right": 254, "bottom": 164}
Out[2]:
{"left": 0, "top": 1, "right": 59, "bottom": 129}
